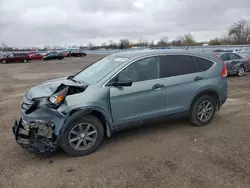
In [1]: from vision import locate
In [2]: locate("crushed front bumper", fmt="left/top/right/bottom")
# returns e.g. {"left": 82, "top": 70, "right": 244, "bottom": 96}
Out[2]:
{"left": 12, "top": 118, "right": 58, "bottom": 155}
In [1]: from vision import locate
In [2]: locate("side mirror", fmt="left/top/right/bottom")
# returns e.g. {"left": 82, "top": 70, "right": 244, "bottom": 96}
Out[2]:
{"left": 109, "top": 77, "right": 132, "bottom": 87}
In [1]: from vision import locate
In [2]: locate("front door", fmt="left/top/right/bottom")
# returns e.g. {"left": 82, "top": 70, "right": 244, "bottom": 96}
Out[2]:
{"left": 7, "top": 53, "right": 16, "bottom": 62}
{"left": 109, "top": 56, "right": 166, "bottom": 127}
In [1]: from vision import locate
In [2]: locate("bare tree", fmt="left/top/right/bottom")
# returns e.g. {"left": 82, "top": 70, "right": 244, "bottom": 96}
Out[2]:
{"left": 183, "top": 33, "right": 196, "bottom": 46}
{"left": 138, "top": 37, "right": 148, "bottom": 47}
{"left": 150, "top": 40, "right": 155, "bottom": 47}
{"left": 119, "top": 39, "right": 130, "bottom": 49}
{"left": 229, "top": 19, "right": 250, "bottom": 44}
{"left": 1, "top": 42, "right": 8, "bottom": 51}
{"left": 101, "top": 42, "right": 106, "bottom": 48}
{"left": 88, "top": 42, "right": 94, "bottom": 49}
{"left": 108, "top": 40, "right": 117, "bottom": 49}
{"left": 157, "top": 36, "right": 169, "bottom": 47}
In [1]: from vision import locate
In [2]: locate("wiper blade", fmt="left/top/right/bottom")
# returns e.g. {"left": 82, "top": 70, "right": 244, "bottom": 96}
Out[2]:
{"left": 67, "top": 75, "right": 79, "bottom": 83}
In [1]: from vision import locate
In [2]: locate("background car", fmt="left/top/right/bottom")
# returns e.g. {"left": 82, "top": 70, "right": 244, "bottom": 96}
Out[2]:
{"left": 67, "top": 50, "right": 86, "bottom": 57}
{"left": 42, "top": 51, "right": 64, "bottom": 61}
{"left": 212, "top": 49, "right": 232, "bottom": 52}
{"left": 29, "top": 53, "right": 45, "bottom": 60}
{"left": 59, "top": 51, "right": 69, "bottom": 57}
{"left": 28, "top": 52, "right": 36, "bottom": 55}
{"left": 0, "top": 52, "right": 31, "bottom": 63}
{"left": 214, "top": 52, "right": 250, "bottom": 76}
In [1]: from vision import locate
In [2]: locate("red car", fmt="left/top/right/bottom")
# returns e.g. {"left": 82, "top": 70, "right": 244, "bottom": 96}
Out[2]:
{"left": 60, "top": 51, "right": 69, "bottom": 57}
{"left": 30, "top": 53, "right": 45, "bottom": 60}
{"left": 0, "top": 52, "right": 31, "bottom": 63}
{"left": 28, "top": 52, "right": 36, "bottom": 55}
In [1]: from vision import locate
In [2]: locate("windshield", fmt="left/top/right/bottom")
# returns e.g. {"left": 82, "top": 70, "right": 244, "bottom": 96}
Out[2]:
{"left": 73, "top": 56, "right": 128, "bottom": 84}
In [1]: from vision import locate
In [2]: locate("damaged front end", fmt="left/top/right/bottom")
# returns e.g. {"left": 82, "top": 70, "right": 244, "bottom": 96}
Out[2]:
{"left": 12, "top": 78, "right": 88, "bottom": 156}
{"left": 13, "top": 119, "right": 57, "bottom": 155}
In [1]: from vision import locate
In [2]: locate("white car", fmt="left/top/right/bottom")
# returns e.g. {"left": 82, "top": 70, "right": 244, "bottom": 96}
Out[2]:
{"left": 233, "top": 48, "right": 246, "bottom": 53}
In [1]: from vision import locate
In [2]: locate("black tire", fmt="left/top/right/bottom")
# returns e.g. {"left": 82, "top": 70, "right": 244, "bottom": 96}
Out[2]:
{"left": 190, "top": 95, "right": 217, "bottom": 126}
{"left": 237, "top": 66, "right": 245, "bottom": 77}
{"left": 59, "top": 114, "right": 104, "bottom": 157}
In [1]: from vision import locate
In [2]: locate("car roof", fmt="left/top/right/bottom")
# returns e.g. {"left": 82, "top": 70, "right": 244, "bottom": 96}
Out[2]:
{"left": 110, "top": 49, "right": 216, "bottom": 60}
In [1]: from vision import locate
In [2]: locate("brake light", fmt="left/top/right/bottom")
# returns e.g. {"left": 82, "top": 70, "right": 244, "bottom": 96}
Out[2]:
{"left": 213, "top": 53, "right": 227, "bottom": 77}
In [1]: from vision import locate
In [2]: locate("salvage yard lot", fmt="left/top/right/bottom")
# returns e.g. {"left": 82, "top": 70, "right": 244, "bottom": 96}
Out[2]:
{"left": 0, "top": 54, "right": 250, "bottom": 188}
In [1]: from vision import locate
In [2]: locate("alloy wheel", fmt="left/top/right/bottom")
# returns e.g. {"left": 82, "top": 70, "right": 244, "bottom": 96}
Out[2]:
{"left": 197, "top": 100, "right": 214, "bottom": 122}
{"left": 238, "top": 66, "right": 244, "bottom": 76}
{"left": 68, "top": 123, "right": 97, "bottom": 150}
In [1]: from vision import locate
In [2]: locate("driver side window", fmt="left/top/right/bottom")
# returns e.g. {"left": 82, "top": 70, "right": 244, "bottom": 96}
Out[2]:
{"left": 118, "top": 56, "right": 160, "bottom": 83}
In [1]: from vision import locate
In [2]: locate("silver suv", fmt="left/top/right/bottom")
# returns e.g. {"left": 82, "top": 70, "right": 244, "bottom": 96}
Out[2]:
{"left": 12, "top": 50, "right": 228, "bottom": 157}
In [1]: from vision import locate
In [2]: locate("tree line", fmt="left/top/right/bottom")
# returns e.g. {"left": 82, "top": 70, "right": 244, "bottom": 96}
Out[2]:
{"left": 1, "top": 19, "right": 250, "bottom": 51}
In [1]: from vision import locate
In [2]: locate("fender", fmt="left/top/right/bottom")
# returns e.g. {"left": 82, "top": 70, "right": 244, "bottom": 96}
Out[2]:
{"left": 60, "top": 107, "right": 114, "bottom": 137}
{"left": 189, "top": 89, "right": 220, "bottom": 110}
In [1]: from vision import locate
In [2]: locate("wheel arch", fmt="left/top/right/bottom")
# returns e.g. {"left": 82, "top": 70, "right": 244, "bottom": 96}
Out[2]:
{"left": 190, "top": 89, "right": 220, "bottom": 112}
{"left": 64, "top": 107, "right": 113, "bottom": 137}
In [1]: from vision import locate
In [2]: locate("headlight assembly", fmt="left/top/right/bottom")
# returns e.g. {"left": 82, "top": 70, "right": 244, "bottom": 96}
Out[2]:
{"left": 48, "top": 87, "right": 68, "bottom": 107}
{"left": 34, "top": 87, "right": 69, "bottom": 109}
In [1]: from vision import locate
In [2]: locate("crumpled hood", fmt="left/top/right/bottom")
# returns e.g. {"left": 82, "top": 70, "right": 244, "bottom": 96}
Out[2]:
{"left": 25, "top": 77, "right": 87, "bottom": 100}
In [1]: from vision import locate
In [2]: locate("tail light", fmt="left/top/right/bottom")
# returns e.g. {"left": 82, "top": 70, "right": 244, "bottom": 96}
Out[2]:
{"left": 213, "top": 53, "right": 227, "bottom": 77}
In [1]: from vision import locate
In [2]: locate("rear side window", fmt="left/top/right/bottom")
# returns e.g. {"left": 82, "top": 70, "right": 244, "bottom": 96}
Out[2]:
{"left": 220, "top": 53, "right": 229, "bottom": 61}
{"left": 160, "top": 55, "right": 195, "bottom": 78}
{"left": 192, "top": 56, "right": 214, "bottom": 72}
{"left": 229, "top": 53, "right": 241, "bottom": 60}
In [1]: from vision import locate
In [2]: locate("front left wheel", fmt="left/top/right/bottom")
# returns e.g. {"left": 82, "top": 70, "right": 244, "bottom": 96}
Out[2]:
{"left": 59, "top": 114, "right": 104, "bottom": 157}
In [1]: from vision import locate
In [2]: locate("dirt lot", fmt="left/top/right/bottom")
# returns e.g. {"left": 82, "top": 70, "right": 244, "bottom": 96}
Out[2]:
{"left": 0, "top": 55, "right": 250, "bottom": 188}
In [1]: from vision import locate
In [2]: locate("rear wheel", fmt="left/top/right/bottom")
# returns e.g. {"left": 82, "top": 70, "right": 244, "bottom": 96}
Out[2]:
{"left": 59, "top": 114, "right": 104, "bottom": 157}
{"left": 237, "top": 66, "right": 245, "bottom": 76}
{"left": 190, "top": 95, "right": 216, "bottom": 126}
{"left": 23, "top": 59, "right": 28, "bottom": 63}
{"left": 2, "top": 60, "right": 7, "bottom": 64}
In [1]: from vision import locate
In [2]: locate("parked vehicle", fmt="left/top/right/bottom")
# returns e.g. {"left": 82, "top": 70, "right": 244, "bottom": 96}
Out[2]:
{"left": 42, "top": 52, "right": 64, "bottom": 61}
{"left": 232, "top": 48, "right": 246, "bottom": 53}
{"left": 67, "top": 50, "right": 86, "bottom": 57}
{"left": 213, "top": 49, "right": 232, "bottom": 52}
{"left": 30, "top": 53, "right": 45, "bottom": 60}
{"left": 12, "top": 50, "right": 228, "bottom": 157}
{"left": 214, "top": 52, "right": 250, "bottom": 76}
{"left": 0, "top": 52, "right": 31, "bottom": 63}
{"left": 60, "top": 51, "right": 69, "bottom": 57}
{"left": 28, "top": 52, "right": 36, "bottom": 55}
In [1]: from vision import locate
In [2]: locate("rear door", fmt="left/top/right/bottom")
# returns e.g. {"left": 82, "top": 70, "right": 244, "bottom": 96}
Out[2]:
{"left": 109, "top": 56, "right": 167, "bottom": 127}
{"left": 229, "top": 53, "right": 249, "bottom": 71}
{"left": 159, "top": 55, "right": 204, "bottom": 114}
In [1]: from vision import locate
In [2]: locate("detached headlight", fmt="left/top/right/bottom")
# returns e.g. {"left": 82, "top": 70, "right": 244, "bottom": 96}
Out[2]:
{"left": 48, "top": 87, "right": 68, "bottom": 107}
{"left": 34, "top": 87, "right": 69, "bottom": 109}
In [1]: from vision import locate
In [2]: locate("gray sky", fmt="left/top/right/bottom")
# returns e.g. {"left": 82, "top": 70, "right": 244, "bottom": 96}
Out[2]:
{"left": 0, "top": 0, "right": 250, "bottom": 47}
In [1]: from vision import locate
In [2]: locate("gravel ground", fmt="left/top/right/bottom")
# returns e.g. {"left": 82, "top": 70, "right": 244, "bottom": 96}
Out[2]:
{"left": 0, "top": 54, "right": 250, "bottom": 188}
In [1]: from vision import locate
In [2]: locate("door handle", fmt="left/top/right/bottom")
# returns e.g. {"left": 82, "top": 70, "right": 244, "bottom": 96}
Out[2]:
{"left": 194, "top": 76, "right": 203, "bottom": 81}
{"left": 152, "top": 84, "right": 165, "bottom": 90}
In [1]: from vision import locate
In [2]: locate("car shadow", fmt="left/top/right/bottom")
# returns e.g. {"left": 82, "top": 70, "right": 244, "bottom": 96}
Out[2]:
{"left": 50, "top": 116, "right": 192, "bottom": 159}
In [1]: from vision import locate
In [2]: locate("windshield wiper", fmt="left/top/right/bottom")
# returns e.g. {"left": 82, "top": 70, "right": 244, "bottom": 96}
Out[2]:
{"left": 67, "top": 75, "right": 79, "bottom": 83}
